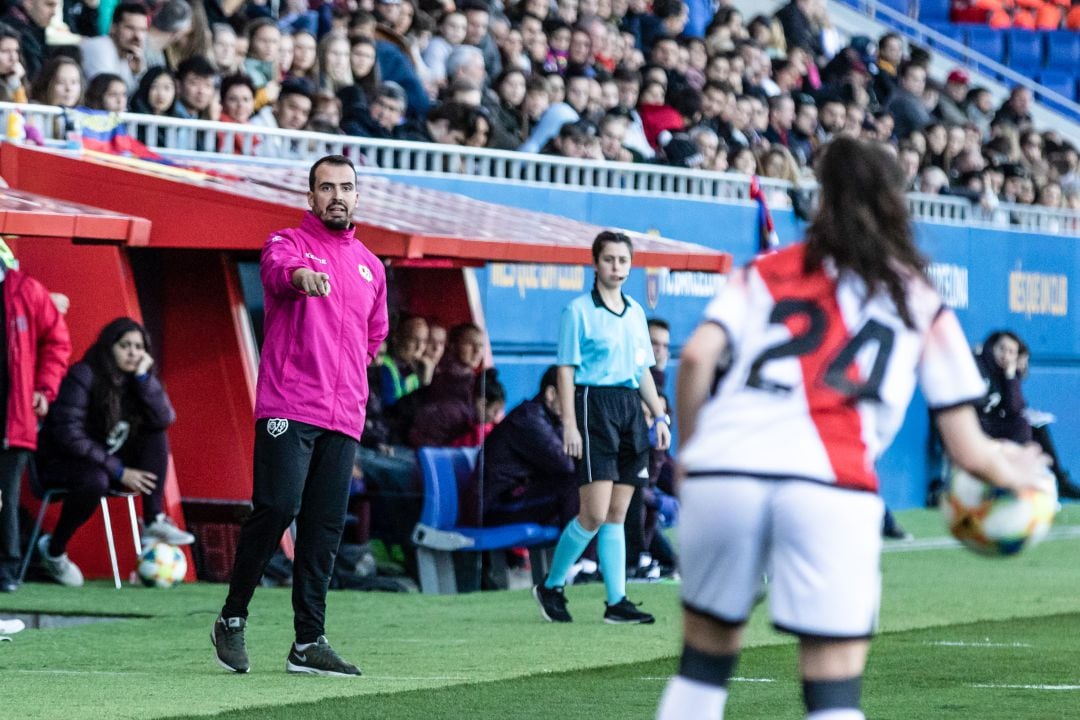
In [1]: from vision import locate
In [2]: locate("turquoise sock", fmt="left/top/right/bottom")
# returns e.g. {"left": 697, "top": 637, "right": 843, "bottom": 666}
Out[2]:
{"left": 544, "top": 518, "right": 597, "bottom": 588}
{"left": 597, "top": 523, "right": 627, "bottom": 605}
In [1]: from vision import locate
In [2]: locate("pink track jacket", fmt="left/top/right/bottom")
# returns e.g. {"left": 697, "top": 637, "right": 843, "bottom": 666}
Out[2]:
{"left": 254, "top": 212, "right": 389, "bottom": 440}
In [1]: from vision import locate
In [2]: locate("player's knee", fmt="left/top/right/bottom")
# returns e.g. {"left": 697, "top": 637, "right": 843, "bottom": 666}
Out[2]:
{"left": 802, "top": 676, "right": 863, "bottom": 715}
{"left": 577, "top": 512, "right": 604, "bottom": 532}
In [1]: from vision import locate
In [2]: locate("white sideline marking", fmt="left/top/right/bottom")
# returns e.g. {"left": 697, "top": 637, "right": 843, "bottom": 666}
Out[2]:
{"left": 637, "top": 677, "right": 775, "bottom": 683}
{"left": 11, "top": 669, "right": 150, "bottom": 676}
{"left": 926, "top": 641, "right": 1033, "bottom": 648}
{"left": 971, "top": 684, "right": 1080, "bottom": 691}
{"left": 882, "top": 525, "right": 1080, "bottom": 554}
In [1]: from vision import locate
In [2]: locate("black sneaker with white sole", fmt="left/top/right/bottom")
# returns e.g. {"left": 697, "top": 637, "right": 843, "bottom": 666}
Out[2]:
{"left": 212, "top": 616, "right": 250, "bottom": 673}
{"left": 603, "top": 596, "right": 655, "bottom": 624}
{"left": 533, "top": 583, "right": 572, "bottom": 623}
{"left": 286, "top": 636, "right": 361, "bottom": 676}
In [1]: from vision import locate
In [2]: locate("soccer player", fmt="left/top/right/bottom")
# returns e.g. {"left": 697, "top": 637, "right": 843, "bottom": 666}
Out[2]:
{"left": 657, "top": 137, "right": 1051, "bottom": 719}
{"left": 212, "top": 155, "right": 389, "bottom": 676}
{"left": 533, "top": 230, "right": 671, "bottom": 625}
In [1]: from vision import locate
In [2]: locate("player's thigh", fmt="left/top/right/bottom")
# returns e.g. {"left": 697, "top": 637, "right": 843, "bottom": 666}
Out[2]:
{"left": 678, "top": 477, "right": 772, "bottom": 624}
{"left": 769, "top": 482, "right": 884, "bottom": 639}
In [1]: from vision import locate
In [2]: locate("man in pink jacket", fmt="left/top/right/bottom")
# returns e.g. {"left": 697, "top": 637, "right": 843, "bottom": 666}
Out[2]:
{"left": 214, "top": 155, "right": 389, "bottom": 677}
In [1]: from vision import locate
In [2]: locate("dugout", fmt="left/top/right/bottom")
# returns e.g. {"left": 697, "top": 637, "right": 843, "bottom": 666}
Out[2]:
{"left": 0, "top": 143, "right": 730, "bottom": 581}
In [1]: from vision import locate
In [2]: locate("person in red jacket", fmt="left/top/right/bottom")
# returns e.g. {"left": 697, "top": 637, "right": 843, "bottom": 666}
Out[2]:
{"left": 0, "top": 265, "right": 71, "bottom": 593}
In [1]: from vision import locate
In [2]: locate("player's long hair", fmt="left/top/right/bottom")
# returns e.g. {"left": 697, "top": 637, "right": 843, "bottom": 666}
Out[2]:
{"left": 805, "top": 136, "right": 927, "bottom": 328}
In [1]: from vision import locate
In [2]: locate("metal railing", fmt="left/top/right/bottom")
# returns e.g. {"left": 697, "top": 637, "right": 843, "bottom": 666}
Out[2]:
{"left": 3, "top": 102, "right": 1078, "bottom": 237}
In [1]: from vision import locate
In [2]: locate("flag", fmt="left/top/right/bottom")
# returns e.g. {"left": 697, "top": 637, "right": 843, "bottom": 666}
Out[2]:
{"left": 748, "top": 175, "right": 780, "bottom": 254}
{"left": 70, "top": 107, "right": 165, "bottom": 161}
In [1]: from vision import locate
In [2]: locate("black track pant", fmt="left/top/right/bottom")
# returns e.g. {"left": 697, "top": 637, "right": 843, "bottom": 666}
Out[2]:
{"left": 222, "top": 418, "right": 357, "bottom": 643}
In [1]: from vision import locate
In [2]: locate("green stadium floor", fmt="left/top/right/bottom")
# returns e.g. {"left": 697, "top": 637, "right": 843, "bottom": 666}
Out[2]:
{"left": 2, "top": 505, "right": 1079, "bottom": 720}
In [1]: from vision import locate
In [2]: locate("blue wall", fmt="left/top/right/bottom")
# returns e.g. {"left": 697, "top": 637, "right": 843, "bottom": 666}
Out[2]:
{"left": 385, "top": 174, "right": 1078, "bottom": 510}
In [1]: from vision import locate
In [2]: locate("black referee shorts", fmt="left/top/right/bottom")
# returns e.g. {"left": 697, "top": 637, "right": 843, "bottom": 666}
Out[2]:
{"left": 575, "top": 385, "right": 650, "bottom": 488}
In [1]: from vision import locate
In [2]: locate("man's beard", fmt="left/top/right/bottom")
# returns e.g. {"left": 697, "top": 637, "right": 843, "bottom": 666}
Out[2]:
{"left": 322, "top": 215, "right": 350, "bottom": 230}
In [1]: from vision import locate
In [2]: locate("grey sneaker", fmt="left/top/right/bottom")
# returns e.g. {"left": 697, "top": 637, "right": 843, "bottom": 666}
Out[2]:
{"left": 38, "top": 535, "right": 84, "bottom": 587}
{"left": 212, "top": 616, "right": 250, "bottom": 673}
{"left": 286, "top": 636, "right": 361, "bottom": 676}
{"left": 143, "top": 514, "right": 195, "bottom": 545}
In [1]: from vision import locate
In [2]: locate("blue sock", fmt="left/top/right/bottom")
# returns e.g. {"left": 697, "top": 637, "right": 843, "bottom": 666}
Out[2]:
{"left": 597, "top": 523, "right": 626, "bottom": 605}
{"left": 544, "top": 518, "right": 597, "bottom": 588}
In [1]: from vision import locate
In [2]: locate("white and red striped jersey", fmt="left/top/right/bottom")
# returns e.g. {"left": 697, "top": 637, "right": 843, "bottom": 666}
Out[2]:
{"left": 680, "top": 243, "right": 985, "bottom": 492}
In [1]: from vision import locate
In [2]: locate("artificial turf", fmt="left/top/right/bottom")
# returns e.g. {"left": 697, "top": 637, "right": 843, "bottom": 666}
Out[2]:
{"left": 3, "top": 505, "right": 1080, "bottom": 719}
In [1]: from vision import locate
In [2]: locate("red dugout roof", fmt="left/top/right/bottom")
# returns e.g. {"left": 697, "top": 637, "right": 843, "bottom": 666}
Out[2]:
{"left": 0, "top": 144, "right": 730, "bottom": 273}
{"left": 0, "top": 186, "right": 150, "bottom": 244}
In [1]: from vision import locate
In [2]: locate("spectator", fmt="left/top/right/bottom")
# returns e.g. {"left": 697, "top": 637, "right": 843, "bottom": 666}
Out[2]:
{"left": 80, "top": 2, "right": 148, "bottom": 94}
{"left": 130, "top": 67, "right": 177, "bottom": 145}
{"left": 935, "top": 68, "right": 969, "bottom": 126}
{"left": 174, "top": 56, "right": 219, "bottom": 121}
{"left": 252, "top": 78, "right": 313, "bottom": 130}
{"left": 461, "top": 0, "right": 501, "bottom": 77}
{"left": 775, "top": 0, "right": 820, "bottom": 57}
{"left": 287, "top": 30, "right": 318, "bottom": 87}
{"left": 378, "top": 315, "right": 428, "bottom": 409}
{"left": 29, "top": 56, "right": 84, "bottom": 108}
{"left": 218, "top": 73, "right": 257, "bottom": 153}
{"left": 0, "top": 22, "right": 26, "bottom": 102}
{"left": 874, "top": 32, "right": 903, "bottom": 103}
{"left": 242, "top": 18, "right": 282, "bottom": 98}
{"left": 84, "top": 72, "right": 128, "bottom": 112}
{"left": 420, "top": 322, "right": 446, "bottom": 385}
{"left": 423, "top": 10, "right": 466, "bottom": 84}
{"left": 520, "top": 70, "right": 589, "bottom": 152}
{"left": 480, "top": 365, "right": 578, "bottom": 529}
{"left": 994, "top": 86, "right": 1033, "bottom": 129}
{"left": 144, "top": 0, "right": 193, "bottom": 73}
{"left": 35, "top": 317, "right": 193, "bottom": 588}
{"left": 885, "top": 61, "right": 932, "bottom": 138}
{"left": 975, "top": 331, "right": 1032, "bottom": 444}
{"left": 917, "top": 165, "right": 950, "bottom": 194}
{"left": 344, "top": 80, "right": 409, "bottom": 138}
{"left": 0, "top": 255, "right": 70, "bottom": 593}
{"left": 3, "top": 0, "right": 55, "bottom": 83}
{"left": 338, "top": 37, "right": 380, "bottom": 120}
{"left": 487, "top": 67, "right": 527, "bottom": 149}
{"left": 410, "top": 367, "right": 505, "bottom": 447}
{"left": 598, "top": 109, "right": 637, "bottom": 162}
{"left": 211, "top": 23, "right": 241, "bottom": 76}
{"left": 317, "top": 34, "right": 353, "bottom": 93}
{"left": 309, "top": 90, "right": 343, "bottom": 134}
{"left": 789, "top": 96, "right": 817, "bottom": 165}
{"left": 763, "top": 92, "right": 795, "bottom": 148}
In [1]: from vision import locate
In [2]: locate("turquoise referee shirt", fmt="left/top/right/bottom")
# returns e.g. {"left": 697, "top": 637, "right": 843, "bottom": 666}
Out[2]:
{"left": 557, "top": 288, "right": 656, "bottom": 388}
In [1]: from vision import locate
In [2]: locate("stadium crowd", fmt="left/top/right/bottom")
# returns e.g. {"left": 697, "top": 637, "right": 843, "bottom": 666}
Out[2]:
{"left": 0, "top": 0, "right": 1076, "bottom": 213}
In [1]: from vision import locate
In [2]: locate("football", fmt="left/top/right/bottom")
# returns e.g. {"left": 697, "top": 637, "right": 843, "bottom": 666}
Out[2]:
{"left": 940, "top": 463, "right": 1058, "bottom": 557}
{"left": 137, "top": 542, "right": 188, "bottom": 588}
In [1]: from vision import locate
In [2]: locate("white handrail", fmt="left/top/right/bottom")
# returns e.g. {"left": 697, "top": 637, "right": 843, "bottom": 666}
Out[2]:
{"left": 2, "top": 102, "right": 1078, "bottom": 237}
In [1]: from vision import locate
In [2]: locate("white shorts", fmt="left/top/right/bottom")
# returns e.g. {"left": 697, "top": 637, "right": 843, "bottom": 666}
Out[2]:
{"left": 678, "top": 477, "right": 884, "bottom": 639}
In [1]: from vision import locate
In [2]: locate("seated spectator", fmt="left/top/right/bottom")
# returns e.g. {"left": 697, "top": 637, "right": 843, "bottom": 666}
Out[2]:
{"left": 975, "top": 330, "right": 1032, "bottom": 444}
{"left": 480, "top": 365, "right": 577, "bottom": 529}
{"left": 174, "top": 56, "right": 219, "bottom": 120}
{"left": 309, "top": 91, "right": 343, "bottom": 134}
{"left": 143, "top": 0, "right": 192, "bottom": 72}
{"left": 81, "top": 2, "right": 148, "bottom": 94}
{"left": 243, "top": 18, "right": 282, "bottom": 108}
{"left": 520, "top": 71, "right": 590, "bottom": 152}
{"left": 287, "top": 30, "right": 319, "bottom": 87}
{"left": 337, "top": 37, "right": 380, "bottom": 120}
{"left": 378, "top": 315, "right": 428, "bottom": 408}
{"left": 211, "top": 23, "right": 241, "bottom": 76}
{"left": 130, "top": 67, "right": 177, "bottom": 145}
{"left": 2, "top": 0, "right": 52, "bottom": 82}
{"left": 886, "top": 61, "right": 932, "bottom": 138}
{"left": 29, "top": 58, "right": 84, "bottom": 136}
{"left": 409, "top": 367, "right": 505, "bottom": 447}
{"left": 35, "top": 318, "right": 193, "bottom": 588}
{"left": 0, "top": 23, "right": 26, "bottom": 103}
{"left": 83, "top": 73, "right": 128, "bottom": 114}
{"left": 252, "top": 80, "right": 314, "bottom": 156}
{"left": 994, "top": 86, "right": 1033, "bottom": 130}
{"left": 217, "top": 73, "right": 257, "bottom": 153}
{"left": 423, "top": 10, "right": 467, "bottom": 84}
{"left": 421, "top": 322, "right": 446, "bottom": 385}
{"left": 343, "top": 80, "right": 409, "bottom": 138}
{"left": 729, "top": 144, "right": 757, "bottom": 175}
{"left": 317, "top": 34, "right": 354, "bottom": 93}
{"left": 487, "top": 67, "right": 527, "bottom": 149}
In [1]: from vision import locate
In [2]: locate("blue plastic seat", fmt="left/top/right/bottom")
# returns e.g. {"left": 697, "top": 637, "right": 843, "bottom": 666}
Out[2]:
{"left": 1006, "top": 29, "right": 1043, "bottom": 73}
{"left": 1045, "top": 31, "right": 1080, "bottom": 71}
{"left": 1037, "top": 71, "right": 1077, "bottom": 102}
{"left": 918, "top": 0, "right": 950, "bottom": 22}
{"left": 412, "top": 446, "right": 560, "bottom": 593}
{"left": 967, "top": 27, "right": 1005, "bottom": 63}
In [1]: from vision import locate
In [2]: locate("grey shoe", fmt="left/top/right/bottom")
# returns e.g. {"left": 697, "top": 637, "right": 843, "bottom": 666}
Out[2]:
{"left": 285, "top": 636, "right": 361, "bottom": 676}
{"left": 212, "top": 616, "right": 250, "bottom": 673}
{"left": 143, "top": 514, "right": 195, "bottom": 545}
{"left": 38, "top": 535, "right": 84, "bottom": 587}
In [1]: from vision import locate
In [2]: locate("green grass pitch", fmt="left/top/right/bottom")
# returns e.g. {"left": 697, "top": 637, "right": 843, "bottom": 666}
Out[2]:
{"left": 2, "top": 505, "right": 1079, "bottom": 719}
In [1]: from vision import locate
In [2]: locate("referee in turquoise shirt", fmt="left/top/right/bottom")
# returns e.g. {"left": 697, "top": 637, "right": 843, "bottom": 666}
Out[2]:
{"left": 533, "top": 231, "right": 671, "bottom": 625}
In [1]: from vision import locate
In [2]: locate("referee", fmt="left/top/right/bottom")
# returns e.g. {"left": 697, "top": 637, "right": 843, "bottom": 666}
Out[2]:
{"left": 212, "top": 155, "right": 389, "bottom": 676}
{"left": 533, "top": 231, "right": 670, "bottom": 624}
